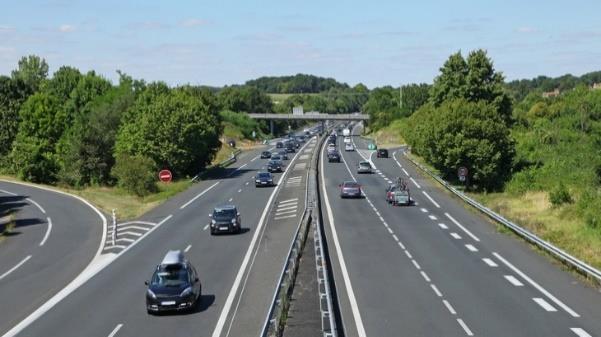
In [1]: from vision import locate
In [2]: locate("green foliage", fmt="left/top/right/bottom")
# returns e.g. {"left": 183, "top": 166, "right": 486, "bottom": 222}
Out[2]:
{"left": 115, "top": 85, "right": 222, "bottom": 177}
{"left": 111, "top": 154, "right": 157, "bottom": 197}
{"left": 363, "top": 86, "right": 400, "bottom": 131}
{"left": 549, "top": 183, "right": 573, "bottom": 206}
{"left": 217, "top": 86, "right": 273, "bottom": 114}
{"left": 400, "top": 83, "right": 430, "bottom": 116}
{"left": 0, "top": 76, "right": 32, "bottom": 158}
{"left": 506, "top": 71, "right": 601, "bottom": 102}
{"left": 11, "top": 55, "right": 49, "bottom": 92}
{"left": 246, "top": 74, "right": 349, "bottom": 93}
{"left": 220, "top": 110, "right": 265, "bottom": 139}
{"left": 42, "top": 66, "right": 82, "bottom": 102}
{"left": 406, "top": 99, "right": 515, "bottom": 190}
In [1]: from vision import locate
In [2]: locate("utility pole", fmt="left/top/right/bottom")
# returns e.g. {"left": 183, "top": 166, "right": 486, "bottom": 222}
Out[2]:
{"left": 399, "top": 85, "right": 403, "bottom": 110}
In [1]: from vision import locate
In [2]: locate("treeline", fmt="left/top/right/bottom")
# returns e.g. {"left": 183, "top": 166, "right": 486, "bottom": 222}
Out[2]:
{"left": 245, "top": 74, "right": 349, "bottom": 93}
{"left": 506, "top": 71, "right": 601, "bottom": 101}
{"left": 0, "top": 56, "right": 223, "bottom": 195}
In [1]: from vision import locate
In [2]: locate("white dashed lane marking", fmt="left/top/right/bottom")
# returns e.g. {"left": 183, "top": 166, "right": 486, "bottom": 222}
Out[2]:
{"left": 450, "top": 232, "right": 462, "bottom": 240}
{"left": 457, "top": 319, "right": 474, "bottom": 336}
{"left": 431, "top": 284, "right": 443, "bottom": 297}
{"left": 438, "top": 223, "right": 448, "bottom": 229}
{"left": 571, "top": 328, "right": 593, "bottom": 337}
{"left": 482, "top": 258, "right": 498, "bottom": 267}
{"left": 428, "top": 215, "right": 437, "bottom": 220}
{"left": 445, "top": 213, "right": 480, "bottom": 242}
{"left": 504, "top": 275, "right": 524, "bottom": 287}
{"left": 443, "top": 300, "right": 457, "bottom": 315}
{"left": 410, "top": 177, "right": 421, "bottom": 188}
{"left": 533, "top": 298, "right": 557, "bottom": 312}
{"left": 465, "top": 244, "right": 478, "bottom": 252}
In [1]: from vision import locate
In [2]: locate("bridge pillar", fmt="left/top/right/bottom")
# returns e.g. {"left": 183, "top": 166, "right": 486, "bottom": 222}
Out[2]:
{"left": 270, "top": 120, "right": 274, "bottom": 135}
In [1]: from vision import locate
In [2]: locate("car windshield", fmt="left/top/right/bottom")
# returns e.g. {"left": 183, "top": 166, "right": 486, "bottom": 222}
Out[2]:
{"left": 258, "top": 173, "right": 271, "bottom": 178}
{"left": 151, "top": 264, "right": 189, "bottom": 287}
{"left": 344, "top": 182, "right": 359, "bottom": 188}
{"left": 213, "top": 208, "right": 236, "bottom": 220}
{"left": 269, "top": 160, "right": 279, "bottom": 165}
{"left": 360, "top": 162, "right": 370, "bottom": 167}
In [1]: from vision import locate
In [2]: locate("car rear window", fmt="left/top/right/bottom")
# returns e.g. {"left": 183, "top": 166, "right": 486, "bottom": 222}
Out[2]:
{"left": 343, "top": 182, "right": 359, "bottom": 187}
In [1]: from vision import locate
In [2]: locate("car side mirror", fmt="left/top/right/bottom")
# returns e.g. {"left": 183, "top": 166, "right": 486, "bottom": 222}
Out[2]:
{"left": 237, "top": 212, "right": 240, "bottom": 216}
{"left": 195, "top": 277, "right": 199, "bottom": 283}
{"left": 145, "top": 280, "right": 149, "bottom": 286}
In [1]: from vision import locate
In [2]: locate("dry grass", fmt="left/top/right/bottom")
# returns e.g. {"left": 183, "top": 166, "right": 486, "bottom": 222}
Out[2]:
{"left": 365, "top": 120, "right": 407, "bottom": 148}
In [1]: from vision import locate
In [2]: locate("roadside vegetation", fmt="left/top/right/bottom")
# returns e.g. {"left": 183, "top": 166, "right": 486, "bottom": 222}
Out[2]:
{"left": 363, "top": 49, "right": 601, "bottom": 269}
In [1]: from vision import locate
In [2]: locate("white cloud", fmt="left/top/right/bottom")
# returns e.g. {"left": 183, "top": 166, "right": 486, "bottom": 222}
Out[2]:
{"left": 516, "top": 26, "right": 539, "bottom": 33}
{"left": 180, "top": 19, "right": 207, "bottom": 28}
{"left": 59, "top": 24, "right": 75, "bottom": 33}
{"left": 0, "top": 25, "right": 15, "bottom": 33}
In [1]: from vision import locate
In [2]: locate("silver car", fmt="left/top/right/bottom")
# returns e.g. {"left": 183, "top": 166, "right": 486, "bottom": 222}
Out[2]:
{"left": 339, "top": 181, "right": 362, "bottom": 198}
{"left": 357, "top": 161, "right": 372, "bottom": 174}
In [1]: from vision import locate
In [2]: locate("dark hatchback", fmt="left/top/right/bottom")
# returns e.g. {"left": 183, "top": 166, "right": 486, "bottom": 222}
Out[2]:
{"left": 146, "top": 250, "right": 201, "bottom": 314}
{"left": 255, "top": 171, "right": 274, "bottom": 187}
{"left": 328, "top": 151, "right": 341, "bottom": 162}
{"left": 260, "top": 151, "right": 271, "bottom": 159}
{"left": 267, "top": 160, "right": 284, "bottom": 172}
{"left": 209, "top": 205, "right": 241, "bottom": 234}
{"left": 377, "top": 149, "right": 389, "bottom": 158}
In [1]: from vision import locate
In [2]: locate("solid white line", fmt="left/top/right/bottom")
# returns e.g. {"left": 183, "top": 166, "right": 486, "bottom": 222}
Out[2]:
{"left": 276, "top": 205, "right": 297, "bottom": 211}
{"left": 421, "top": 191, "right": 440, "bottom": 208}
{"left": 180, "top": 181, "right": 220, "bottom": 209}
{"left": 493, "top": 252, "right": 579, "bottom": 317}
{"left": 402, "top": 168, "right": 409, "bottom": 176}
{"left": 438, "top": 223, "right": 448, "bottom": 229}
{"left": 251, "top": 156, "right": 258, "bottom": 162}
{"left": 431, "top": 284, "right": 442, "bottom": 297}
{"left": 457, "top": 319, "right": 474, "bottom": 336}
{"left": 445, "top": 213, "right": 480, "bottom": 242}
{"left": 410, "top": 177, "right": 421, "bottom": 188}
{"left": 465, "top": 244, "right": 478, "bottom": 252}
{"left": 412, "top": 259, "right": 421, "bottom": 270}
{"left": 26, "top": 198, "right": 46, "bottom": 214}
{"left": 0, "top": 255, "right": 31, "bottom": 281}
{"left": 504, "top": 275, "right": 524, "bottom": 287}
{"left": 443, "top": 300, "right": 456, "bottom": 315}
{"left": 428, "top": 215, "right": 437, "bottom": 220}
{"left": 571, "top": 328, "right": 593, "bottom": 337}
{"left": 482, "top": 258, "right": 498, "bottom": 267}
{"left": 320, "top": 137, "right": 367, "bottom": 337}
{"left": 279, "top": 198, "right": 299, "bottom": 203}
{"left": 211, "top": 138, "right": 312, "bottom": 337}
{"left": 0, "top": 188, "right": 17, "bottom": 196}
{"left": 203, "top": 224, "right": 209, "bottom": 231}
{"left": 420, "top": 271, "right": 431, "bottom": 282}
{"left": 107, "top": 323, "right": 123, "bottom": 337}
{"left": 450, "top": 232, "right": 462, "bottom": 239}
{"left": 274, "top": 214, "right": 297, "bottom": 220}
{"left": 184, "top": 245, "right": 192, "bottom": 253}
{"left": 533, "top": 298, "right": 557, "bottom": 312}
{"left": 39, "top": 217, "right": 52, "bottom": 246}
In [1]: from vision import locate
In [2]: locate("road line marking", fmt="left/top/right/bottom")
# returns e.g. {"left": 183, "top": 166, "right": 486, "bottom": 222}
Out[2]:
{"left": 431, "top": 284, "right": 442, "bottom": 297}
{"left": 533, "top": 298, "right": 557, "bottom": 312}
{"left": 238, "top": 189, "right": 242, "bottom": 193}
{"left": 421, "top": 271, "right": 431, "bottom": 282}
{"left": 438, "top": 223, "right": 448, "bottom": 229}
{"left": 276, "top": 205, "right": 297, "bottom": 211}
{"left": 410, "top": 177, "right": 421, "bottom": 188}
{"left": 275, "top": 209, "right": 297, "bottom": 216}
{"left": 245, "top": 182, "right": 249, "bottom": 186}
{"left": 26, "top": 198, "right": 46, "bottom": 214}
{"left": 118, "top": 231, "right": 142, "bottom": 237}
{"left": 116, "top": 225, "right": 152, "bottom": 232}
{"left": 421, "top": 191, "right": 440, "bottom": 208}
{"left": 493, "top": 252, "right": 579, "bottom": 317}
{"left": 0, "top": 188, "right": 17, "bottom": 196}
{"left": 420, "top": 208, "right": 428, "bottom": 213}
{"left": 482, "top": 258, "right": 498, "bottom": 267}
{"left": 0, "top": 255, "right": 31, "bottom": 281}
{"left": 39, "top": 217, "right": 52, "bottom": 246}
{"left": 107, "top": 323, "right": 123, "bottom": 337}
{"left": 116, "top": 238, "right": 135, "bottom": 243}
{"left": 251, "top": 156, "right": 259, "bottom": 162}
{"left": 227, "top": 163, "right": 248, "bottom": 177}
{"left": 405, "top": 250, "right": 412, "bottom": 258}
{"left": 443, "top": 300, "right": 456, "bottom": 315}
{"left": 184, "top": 245, "right": 192, "bottom": 253}
{"left": 203, "top": 224, "right": 209, "bottom": 231}
{"left": 392, "top": 234, "right": 399, "bottom": 242}
{"left": 457, "top": 319, "right": 474, "bottom": 336}
{"left": 450, "top": 232, "right": 462, "bottom": 239}
{"left": 279, "top": 198, "right": 298, "bottom": 203}
{"left": 102, "top": 245, "right": 127, "bottom": 250}
{"left": 571, "top": 328, "right": 593, "bottom": 337}
{"left": 116, "top": 220, "right": 156, "bottom": 227}
{"left": 180, "top": 182, "right": 220, "bottom": 209}
{"left": 402, "top": 168, "right": 409, "bottom": 176}
{"left": 428, "top": 215, "right": 437, "bottom": 220}
{"left": 398, "top": 242, "right": 406, "bottom": 249}
{"left": 386, "top": 227, "right": 393, "bottom": 234}
{"left": 445, "top": 213, "right": 480, "bottom": 242}
{"left": 465, "top": 244, "right": 478, "bottom": 252}
{"left": 275, "top": 214, "right": 297, "bottom": 220}
{"left": 228, "top": 198, "right": 233, "bottom": 202}
{"left": 504, "top": 275, "right": 524, "bottom": 287}
{"left": 411, "top": 259, "right": 421, "bottom": 270}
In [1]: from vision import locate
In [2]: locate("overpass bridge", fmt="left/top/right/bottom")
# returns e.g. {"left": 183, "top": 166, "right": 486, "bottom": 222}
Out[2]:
{"left": 247, "top": 112, "right": 369, "bottom": 134}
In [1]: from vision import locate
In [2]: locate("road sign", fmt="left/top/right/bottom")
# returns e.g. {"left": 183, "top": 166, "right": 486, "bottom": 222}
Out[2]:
{"left": 368, "top": 143, "right": 377, "bottom": 150}
{"left": 292, "top": 106, "right": 304, "bottom": 115}
{"left": 159, "top": 169, "right": 172, "bottom": 182}
{"left": 458, "top": 166, "right": 468, "bottom": 177}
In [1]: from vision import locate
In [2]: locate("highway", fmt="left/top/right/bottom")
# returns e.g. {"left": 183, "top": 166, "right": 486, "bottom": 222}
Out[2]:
{"left": 0, "top": 181, "right": 105, "bottom": 335}
{"left": 1, "top": 132, "right": 320, "bottom": 337}
{"left": 319, "top": 123, "right": 601, "bottom": 337}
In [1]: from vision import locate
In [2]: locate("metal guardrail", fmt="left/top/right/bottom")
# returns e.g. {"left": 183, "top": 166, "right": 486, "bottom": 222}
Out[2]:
{"left": 191, "top": 148, "right": 242, "bottom": 182}
{"left": 402, "top": 151, "right": 601, "bottom": 283}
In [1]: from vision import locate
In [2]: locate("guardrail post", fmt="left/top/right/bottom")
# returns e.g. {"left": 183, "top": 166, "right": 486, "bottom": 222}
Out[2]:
{"left": 111, "top": 209, "right": 116, "bottom": 246}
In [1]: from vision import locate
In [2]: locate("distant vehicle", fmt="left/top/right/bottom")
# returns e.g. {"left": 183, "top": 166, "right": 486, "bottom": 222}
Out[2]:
{"left": 285, "top": 145, "right": 295, "bottom": 153}
{"left": 377, "top": 149, "right": 389, "bottom": 158}
{"left": 255, "top": 171, "right": 274, "bottom": 187}
{"left": 260, "top": 151, "right": 271, "bottom": 159}
{"left": 345, "top": 143, "right": 354, "bottom": 151}
{"left": 276, "top": 141, "right": 284, "bottom": 148}
{"left": 267, "top": 160, "right": 283, "bottom": 172}
{"left": 278, "top": 151, "right": 289, "bottom": 160}
{"left": 145, "top": 250, "right": 201, "bottom": 314}
{"left": 209, "top": 205, "right": 241, "bottom": 234}
{"left": 327, "top": 143, "right": 336, "bottom": 151}
{"left": 343, "top": 137, "right": 351, "bottom": 144}
{"left": 386, "top": 178, "right": 411, "bottom": 205}
{"left": 271, "top": 154, "right": 282, "bottom": 161}
{"left": 339, "top": 181, "right": 362, "bottom": 198}
{"left": 357, "top": 161, "right": 372, "bottom": 174}
{"left": 327, "top": 151, "right": 341, "bottom": 162}
{"left": 342, "top": 128, "right": 350, "bottom": 137}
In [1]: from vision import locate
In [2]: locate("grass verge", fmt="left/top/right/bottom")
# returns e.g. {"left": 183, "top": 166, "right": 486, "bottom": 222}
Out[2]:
{"left": 364, "top": 119, "right": 408, "bottom": 148}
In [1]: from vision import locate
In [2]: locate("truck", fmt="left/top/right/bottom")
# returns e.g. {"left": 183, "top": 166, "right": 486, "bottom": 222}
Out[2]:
{"left": 342, "top": 128, "right": 350, "bottom": 137}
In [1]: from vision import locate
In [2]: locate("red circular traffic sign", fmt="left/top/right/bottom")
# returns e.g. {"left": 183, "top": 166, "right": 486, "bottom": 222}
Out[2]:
{"left": 159, "top": 169, "right": 172, "bottom": 182}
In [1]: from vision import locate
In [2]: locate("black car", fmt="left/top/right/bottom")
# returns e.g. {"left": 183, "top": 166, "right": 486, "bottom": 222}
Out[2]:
{"left": 260, "top": 151, "right": 271, "bottom": 159}
{"left": 146, "top": 250, "right": 201, "bottom": 314}
{"left": 255, "top": 171, "right": 274, "bottom": 187}
{"left": 377, "top": 149, "right": 389, "bottom": 158}
{"left": 327, "top": 151, "right": 341, "bottom": 162}
{"left": 285, "top": 145, "right": 295, "bottom": 153}
{"left": 267, "top": 160, "right": 284, "bottom": 172}
{"left": 278, "top": 151, "right": 289, "bottom": 160}
{"left": 276, "top": 141, "right": 284, "bottom": 148}
{"left": 209, "top": 205, "right": 241, "bottom": 234}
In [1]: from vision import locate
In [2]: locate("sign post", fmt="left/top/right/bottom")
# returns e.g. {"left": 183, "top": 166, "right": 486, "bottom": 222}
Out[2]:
{"left": 159, "top": 169, "right": 172, "bottom": 183}
{"left": 457, "top": 166, "right": 468, "bottom": 189}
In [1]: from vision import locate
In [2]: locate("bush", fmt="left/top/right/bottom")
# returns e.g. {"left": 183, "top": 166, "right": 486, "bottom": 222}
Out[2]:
{"left": 577, "top": 189, "right": 601, "bottom": 229}
{"left": 549, "top": 183, "right": 572, "bottom": 206}
{"left": 111, "top": 154, "right": 157, "bottom": 197}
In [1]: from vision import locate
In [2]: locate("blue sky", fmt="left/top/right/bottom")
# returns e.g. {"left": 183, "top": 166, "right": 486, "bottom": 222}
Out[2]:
{"left": 1, "top": 0, "right": 600, "bottom": 88}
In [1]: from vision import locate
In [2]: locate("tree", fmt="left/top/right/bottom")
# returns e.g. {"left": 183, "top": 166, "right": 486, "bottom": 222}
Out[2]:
{"left": 400, "top": 83, "right": 430, "bottom": 116}
{"left": 43, "top": 66, "right": 82, "bottom": 102}
{"left": 115, "top": 86, "right": 222, "bottom": 177}
{"left": 11, "top": 55, "right": 49, "bottom": 92}
{"left": 363, "top": 86, "right": 400, "bottom": 130}
{"left": 111, "top": 153, "right": 157, "bottom": 196}
{"left": 217, "top": 86, "right": 273, "bottom": 114}
{"left": 0, "top": 76, "right": 32, "bottom": 158}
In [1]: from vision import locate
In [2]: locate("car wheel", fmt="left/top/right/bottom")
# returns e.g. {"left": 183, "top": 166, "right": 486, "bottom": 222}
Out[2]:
{"left": 210, "top": 229, "right": 215, "bottom": 236}
{"left": 147, "top": 309, "right": 154, "bottom": 315}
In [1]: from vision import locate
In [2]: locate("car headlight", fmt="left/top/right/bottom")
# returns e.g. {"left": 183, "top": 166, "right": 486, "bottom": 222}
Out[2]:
{"left": 147, "top": 289, "right": 157, "bottom": 299}
{"left": 211, "top": 219, "right": 216, "bottom": 224}
{"left": 231, "top": 218, "right": 237, "bottom": 224}
{"left": 180, "top": 287, "right": 192, "bottom": 297}
{"left": 256, "top": 180, "right": 260, "bottom": 183}
{"left": 268, "top": 179, "right": 273, "bottom": 182}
